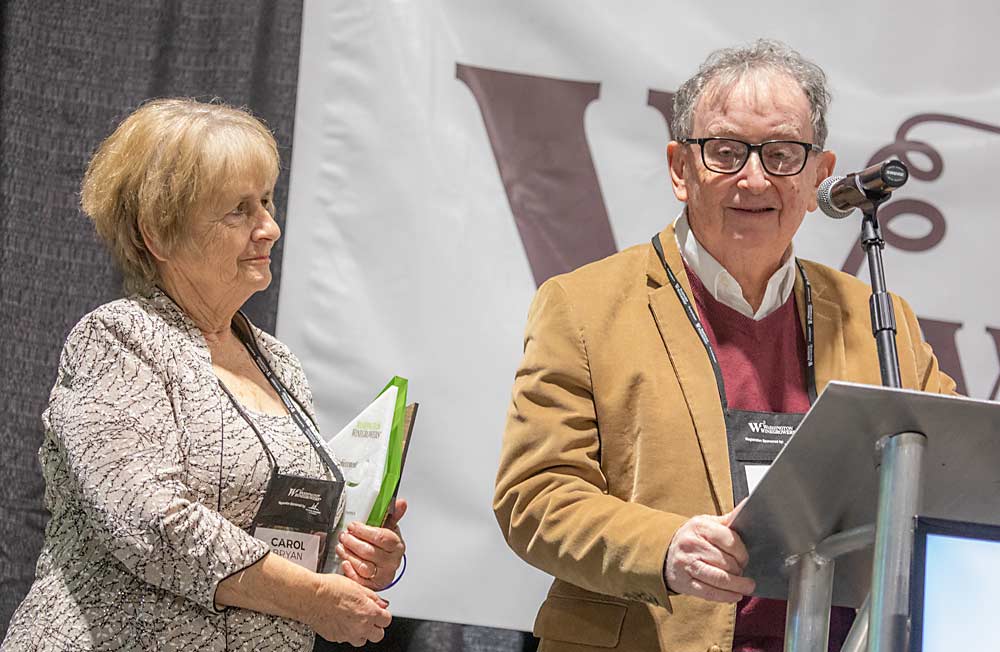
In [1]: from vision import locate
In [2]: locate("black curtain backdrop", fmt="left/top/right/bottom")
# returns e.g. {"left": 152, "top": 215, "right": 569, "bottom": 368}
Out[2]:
{"left": 0, "top": 2, "right": 535, "bottom": 650}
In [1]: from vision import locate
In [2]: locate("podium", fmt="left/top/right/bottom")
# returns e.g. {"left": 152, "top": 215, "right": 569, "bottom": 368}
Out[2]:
{"left": 730, "top": 381, "right": 1000, "bottom": 652}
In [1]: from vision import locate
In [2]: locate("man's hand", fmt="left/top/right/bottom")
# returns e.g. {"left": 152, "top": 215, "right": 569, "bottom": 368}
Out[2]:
{"left": 664, "top": 506, "right": 755, "bottom": 603}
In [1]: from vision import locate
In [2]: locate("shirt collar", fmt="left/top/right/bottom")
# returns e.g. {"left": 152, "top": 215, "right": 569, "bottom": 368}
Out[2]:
{"left": 673, "top": 208, "right": 797, "bottom": 320}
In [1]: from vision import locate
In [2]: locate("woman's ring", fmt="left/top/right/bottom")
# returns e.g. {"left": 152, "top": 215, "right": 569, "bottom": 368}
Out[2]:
{"left": 365, "top": 563, "right": 378, "bottom": 579}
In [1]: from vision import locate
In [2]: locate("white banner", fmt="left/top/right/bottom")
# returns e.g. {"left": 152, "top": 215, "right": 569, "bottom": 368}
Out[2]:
{"left": 278, "top": 0, "right": 1000, "bottom": 631}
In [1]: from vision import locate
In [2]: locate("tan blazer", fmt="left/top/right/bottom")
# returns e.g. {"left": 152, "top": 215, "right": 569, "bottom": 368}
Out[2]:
{"left": 494, "top": 224, "right": 955, "bottom": 652}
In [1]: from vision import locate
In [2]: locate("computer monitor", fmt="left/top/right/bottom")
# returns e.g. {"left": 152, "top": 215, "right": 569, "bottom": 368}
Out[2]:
{"left": 910, "top": 516, "right": 1000, "bottom": 651}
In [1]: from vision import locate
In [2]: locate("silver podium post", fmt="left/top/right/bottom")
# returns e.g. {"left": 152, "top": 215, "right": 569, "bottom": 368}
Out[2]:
{"left": 785, "top": 552, "right": 834, "bottom": 652}
{"left": 867, "top": 432, "right": 926, "bottom": 652}
{"left": 842, "top": 595, "right": 871, "bottom": 652}
{"left": 784, "top": 526, "right": 875, "bottom": 652}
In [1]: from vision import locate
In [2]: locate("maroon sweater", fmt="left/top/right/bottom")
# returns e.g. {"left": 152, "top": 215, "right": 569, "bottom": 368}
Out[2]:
{"left": 686, "top": 267, "right": 854, "bottom": 652}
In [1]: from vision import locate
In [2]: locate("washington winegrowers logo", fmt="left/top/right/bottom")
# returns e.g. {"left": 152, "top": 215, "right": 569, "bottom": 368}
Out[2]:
{"left": 747, "top": 422, "right": 796, "bottom": 436}
{"left": 287, "top": 488, "right": 323, "bottom": 516}
{"left": 457, "top": 63, "right": 1000, "bottom": 399}
{"left": 288, "top": 488, "right": 322, "bottom": 502}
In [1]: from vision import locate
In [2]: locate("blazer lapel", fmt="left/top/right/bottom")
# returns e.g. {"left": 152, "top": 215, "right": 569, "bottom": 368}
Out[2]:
{"left": 795, "top": 260, "right": 846, "bottom": 396}
{"left": 647, "top": 225, "right": 733, "bottom": 514}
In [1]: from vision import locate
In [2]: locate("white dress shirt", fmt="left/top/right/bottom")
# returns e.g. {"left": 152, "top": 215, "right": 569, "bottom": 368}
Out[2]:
{"left": 674, "top": 210, "right": 797, "bottom": 321}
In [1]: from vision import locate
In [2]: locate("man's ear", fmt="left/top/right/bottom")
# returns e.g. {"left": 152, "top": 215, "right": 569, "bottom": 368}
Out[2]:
{"left": 139, "top": 222, "right": 168, "bottom": 262}
{"left": 667, "top": 140, "right": 690, "bottom": 203}
{"left": 807, "top": 150, "right": 837, "bottom": 212}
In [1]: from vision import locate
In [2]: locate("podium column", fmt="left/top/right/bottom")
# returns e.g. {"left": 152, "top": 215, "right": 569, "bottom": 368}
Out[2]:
{"left": 868, "top": 431, "right": 926, "bottom": 652}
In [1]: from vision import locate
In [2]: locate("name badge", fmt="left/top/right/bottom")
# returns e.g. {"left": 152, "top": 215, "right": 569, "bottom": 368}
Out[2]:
{"left": 253, "top": 526, "right": 323, "bottom": 571}
{"left": 251, "top": 473, "right": 344, "bottom": 573}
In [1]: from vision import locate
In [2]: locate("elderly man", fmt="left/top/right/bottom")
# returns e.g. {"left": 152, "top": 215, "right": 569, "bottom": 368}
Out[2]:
{"left": 494, "top": 40, "right": 955, "bottom": 652}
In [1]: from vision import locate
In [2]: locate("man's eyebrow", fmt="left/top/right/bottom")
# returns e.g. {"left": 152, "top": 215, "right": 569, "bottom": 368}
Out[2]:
{"left": 767, "top": 124, "right": 804, "bottom": 139}
{"left": 703, "top": 123, "right": 805, "bottom": 140}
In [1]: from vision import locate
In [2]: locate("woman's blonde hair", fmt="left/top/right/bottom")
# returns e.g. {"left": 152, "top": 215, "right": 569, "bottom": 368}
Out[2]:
{"left": 81, "top": 98, "right": 280, "bottom": 292}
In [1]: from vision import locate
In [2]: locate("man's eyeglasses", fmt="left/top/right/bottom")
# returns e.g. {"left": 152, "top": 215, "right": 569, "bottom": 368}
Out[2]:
{"left": 681, "top": 138, "right": 822, "bottom": 177}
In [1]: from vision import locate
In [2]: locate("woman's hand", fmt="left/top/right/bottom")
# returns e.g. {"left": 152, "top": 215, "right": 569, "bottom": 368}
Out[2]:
{"left": 215, "top": 551, "right": 391, "bottom": 647}
{"left": 337, "top": 498, "right": 407, "bottom": 590}
{"left": 308, "top": 573, "right": 392, "bottom": 646}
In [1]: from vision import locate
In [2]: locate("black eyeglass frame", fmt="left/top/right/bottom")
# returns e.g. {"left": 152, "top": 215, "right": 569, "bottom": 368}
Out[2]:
{"left": 681, "top": 137, "right": 823, "bottom": 177}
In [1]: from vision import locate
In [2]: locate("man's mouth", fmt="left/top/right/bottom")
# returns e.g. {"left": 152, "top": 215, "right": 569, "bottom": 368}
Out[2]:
{"left": 729, "top": 207, "right": 777, "bottom": 214}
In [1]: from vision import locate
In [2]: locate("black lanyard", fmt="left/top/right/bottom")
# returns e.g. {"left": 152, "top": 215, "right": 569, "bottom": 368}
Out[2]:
{"left": 651, "top": 234, "right": 818, "bottom": 409}
{"left": 218, "top": 313, "right": 344, "bottom": 484}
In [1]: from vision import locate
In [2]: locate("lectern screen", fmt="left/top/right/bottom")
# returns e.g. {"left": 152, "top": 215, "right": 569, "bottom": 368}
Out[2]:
{"left": 910, "top": 516, "right": 1000, "bottom": 652}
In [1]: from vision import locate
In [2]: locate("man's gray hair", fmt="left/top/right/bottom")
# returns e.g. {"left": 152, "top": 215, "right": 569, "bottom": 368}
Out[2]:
{"left": 671, "top": 39, "right": 831, "bottom": 148}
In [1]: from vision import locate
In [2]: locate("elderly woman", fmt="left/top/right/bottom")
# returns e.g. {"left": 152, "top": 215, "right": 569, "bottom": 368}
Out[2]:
{"left": 2, "top": 99, "right": 405, "bottom": 650}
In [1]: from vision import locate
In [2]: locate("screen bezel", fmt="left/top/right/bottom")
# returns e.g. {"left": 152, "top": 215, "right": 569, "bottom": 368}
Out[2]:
{"left": 910, "top": 515, "right": 1000, "bottom": 652}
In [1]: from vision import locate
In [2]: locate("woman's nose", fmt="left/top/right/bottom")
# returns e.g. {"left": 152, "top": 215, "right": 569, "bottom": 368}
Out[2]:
{"left": 253, "top": 204, "right": 281, "bottom": 241}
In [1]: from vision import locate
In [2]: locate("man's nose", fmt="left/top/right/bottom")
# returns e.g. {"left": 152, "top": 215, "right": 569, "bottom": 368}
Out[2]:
{"left": 738, "top": 151, "right": 771, "bottom": 193}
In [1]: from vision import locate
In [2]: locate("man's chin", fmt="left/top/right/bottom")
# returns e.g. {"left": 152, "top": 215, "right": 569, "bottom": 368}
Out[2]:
{"left": 722, "top": 226, "right": 790, "bottom": 255}
{"left": 725, "top": 207, "right": 780, "bottom": 220}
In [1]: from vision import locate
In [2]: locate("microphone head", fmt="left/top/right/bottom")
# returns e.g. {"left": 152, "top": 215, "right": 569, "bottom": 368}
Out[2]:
{"left": 816, "top": 175, "right": 855, "bottom": 219}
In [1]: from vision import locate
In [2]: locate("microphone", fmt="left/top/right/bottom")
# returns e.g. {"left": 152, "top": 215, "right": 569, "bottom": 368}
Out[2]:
{"left": 816, "top": 160, "right": 909, "bottom": 218}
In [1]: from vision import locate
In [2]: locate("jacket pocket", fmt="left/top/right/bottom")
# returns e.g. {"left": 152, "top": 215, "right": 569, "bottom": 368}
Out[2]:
{"left": 533, "top": 596, "right": 627, "bottom": 648}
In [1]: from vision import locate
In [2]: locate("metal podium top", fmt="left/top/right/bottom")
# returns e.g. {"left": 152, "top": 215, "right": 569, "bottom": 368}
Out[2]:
{"left": 730, "top": 381, "right": 1000, "bottom": 608}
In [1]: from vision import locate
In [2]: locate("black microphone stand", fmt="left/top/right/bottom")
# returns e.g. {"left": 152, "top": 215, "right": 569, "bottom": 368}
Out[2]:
{"left": 860, "top": 195, "right": 902, "bottom": 389}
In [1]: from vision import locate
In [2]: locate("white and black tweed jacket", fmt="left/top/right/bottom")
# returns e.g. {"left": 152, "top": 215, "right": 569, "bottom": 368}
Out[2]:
{"left": 3, "top": 290, "right": 335, "bottom": 651}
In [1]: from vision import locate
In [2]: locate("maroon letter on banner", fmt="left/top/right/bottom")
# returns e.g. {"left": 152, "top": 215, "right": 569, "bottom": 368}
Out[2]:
{"left": 646, "top": 89, "right": 676, "bottom": 140}
{"left": 456, "top": 64, "right": 618, "bottom": 287}
{"left": 987, "top": 327, "right": 1000, "bottom": 401}
{"left": 918, "top": 317, "right": 968, "bottom": 396}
